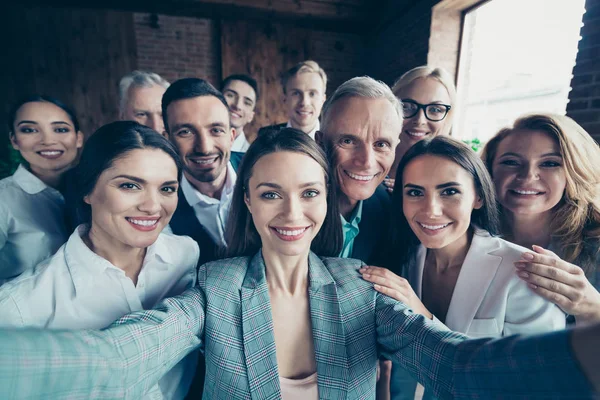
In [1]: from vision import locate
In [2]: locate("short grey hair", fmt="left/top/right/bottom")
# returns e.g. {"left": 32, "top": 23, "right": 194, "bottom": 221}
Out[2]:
{"left": 118, "top": 70, "right": 170, "bottom": 114}
{"left": 321, "top": 76, "right": 403, "bottom": 128}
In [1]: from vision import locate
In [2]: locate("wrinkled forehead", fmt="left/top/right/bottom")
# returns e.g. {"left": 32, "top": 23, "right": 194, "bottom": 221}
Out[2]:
{"left": 128, "top": 85, "right": 166, "bottom": 109}
{"left": 322, "top": 97, "right": 402, "bottom": 143}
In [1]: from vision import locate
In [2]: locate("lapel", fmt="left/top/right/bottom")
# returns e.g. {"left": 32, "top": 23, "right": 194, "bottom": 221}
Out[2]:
{"left": 240, "top": 251, "right": 280, "bottom": 400}
{"left": 240, "top": 251, "right": 349, "bottom": 400}
{"left": 307, "top": 253, "right": 349, "bottom": 399}
{"left": 444, "top": 231, "right": 503, "bottom": 332}
{"left": 351, "top": 186, "right": 391, "bottom": 264}
{"left": 410, "top": 245, "right": 428, "bottom": 299}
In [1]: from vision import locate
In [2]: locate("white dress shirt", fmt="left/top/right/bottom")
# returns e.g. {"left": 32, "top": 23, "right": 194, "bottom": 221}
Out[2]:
{"left": 0, "top": 225, "right": 200, "bottom": 400}
{"left": 0, "top": 164, "right": 69, "bottom": 283}
{"left": 231, "top": 129, "right": 251, "bottom": 152}
{"left": 180, "top": 162, "right": 236, "bottom": 247}
{"left": 286, "top": 120, "right": 320, "bottom": 140}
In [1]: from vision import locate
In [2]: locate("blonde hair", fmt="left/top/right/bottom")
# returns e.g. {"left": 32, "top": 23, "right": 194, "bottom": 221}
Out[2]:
{"left": 281, "top": 60, "right": 327, "bottom": 94}
{"left": 392, "top": 66, "right": 457, "bottom": 135}
{"left": 482, "top": 113, "right": 600, "bottom": 274}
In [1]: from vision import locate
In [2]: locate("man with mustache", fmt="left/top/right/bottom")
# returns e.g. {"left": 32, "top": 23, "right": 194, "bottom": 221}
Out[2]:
{"left": 162, "top": 78, "right": 243, "bottom": 266}
{"left": 258, "top": 60, "right": 327, "bottom": 140}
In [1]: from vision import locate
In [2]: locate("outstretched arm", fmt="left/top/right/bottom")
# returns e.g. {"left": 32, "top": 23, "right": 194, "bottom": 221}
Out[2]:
{"left": 0, "top": 287, "right": 205, "bottom": 399}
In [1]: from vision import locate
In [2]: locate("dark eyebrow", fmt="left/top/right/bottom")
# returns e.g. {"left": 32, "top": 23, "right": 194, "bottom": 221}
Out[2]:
{"left": 111, "top": 175, "right": 178, "bottom": 186}
{"left": 171, "top": 123, "right": 195, "bottom": 132}
{"left": 404, "top": 182, "right": 461, "bottom": 190}
{"left": 499, "top": 151, "right": 562, "bottom": 158}
{"left": 17, "top": 120, "right": 38, "bottom": 126}
{"left": 255, "top": 181, "right": 324, "bottom": 190}
{"left": 209, "top": 122, "right": 228, "bottom": 128}
{"left": 51, "top": 121, "right": 73, "bottom": 127}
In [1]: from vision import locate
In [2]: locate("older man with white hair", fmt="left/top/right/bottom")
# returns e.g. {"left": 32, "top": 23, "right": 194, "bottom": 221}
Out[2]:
{"left": 316, "top": 76, "right": 402, "bottom": 264}
{"left": 118, "top": 70, "right": 170, "bottom": 136}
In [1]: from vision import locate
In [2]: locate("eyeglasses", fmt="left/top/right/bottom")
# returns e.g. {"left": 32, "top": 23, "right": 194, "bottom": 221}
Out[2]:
{"left": 401, "top": 100, "right": 451, "bottom": 121}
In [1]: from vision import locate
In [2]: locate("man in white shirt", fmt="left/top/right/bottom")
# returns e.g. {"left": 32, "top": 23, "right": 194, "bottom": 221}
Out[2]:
{"left": 161, "top": 78, "right": 244, "bottom": 266}
{"left": 221, "top": 74, "right": 259, "bottom": 153}
{"left": 118, "top": 70, "right": 170, "bottom": 136}
{"left": 257, "top": 60, "right": 327, "bottom": 140}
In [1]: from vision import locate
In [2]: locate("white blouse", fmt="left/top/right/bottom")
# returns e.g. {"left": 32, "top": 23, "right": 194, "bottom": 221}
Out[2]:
{"left": 0, "top": 226, "right": 200, "bottom": 400}
{"left": 0, "top": 164, "right": 69, "bottom": 283}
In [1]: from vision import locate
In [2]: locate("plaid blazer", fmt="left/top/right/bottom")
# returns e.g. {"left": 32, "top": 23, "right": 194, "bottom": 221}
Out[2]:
{"left": 0, "top": 252, "right": 592, "bottom": 399}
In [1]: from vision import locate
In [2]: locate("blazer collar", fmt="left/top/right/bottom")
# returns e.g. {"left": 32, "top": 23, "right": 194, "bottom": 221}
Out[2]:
{"left": 412, "top": 230, "right": 503, "bottom": 332}
{"left": 240, "top": 251, "right": 348, "bottom": 399}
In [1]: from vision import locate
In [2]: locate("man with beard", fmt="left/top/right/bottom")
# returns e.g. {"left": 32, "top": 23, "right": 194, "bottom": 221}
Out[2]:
{"left": 162, "top": 78, "right": 243, "bottom": 266}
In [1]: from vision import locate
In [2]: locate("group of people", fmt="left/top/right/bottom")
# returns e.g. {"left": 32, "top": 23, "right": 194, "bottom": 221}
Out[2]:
{"left": 0, "top": 60, "right": 598, "bottom": 399}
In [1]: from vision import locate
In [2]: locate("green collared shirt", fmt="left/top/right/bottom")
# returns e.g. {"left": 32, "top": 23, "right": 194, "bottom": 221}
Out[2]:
{"left": 339, "top": 201, "right": 363, "bottom": 258}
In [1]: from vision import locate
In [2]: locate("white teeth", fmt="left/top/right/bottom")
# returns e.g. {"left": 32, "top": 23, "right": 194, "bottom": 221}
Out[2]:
{"left": 406, "top": 131, "right": 427, "bottom": 138}
{"left": 275, "top": 228, "right": 307, "bottom": 236}
{"left": 40, "top": 151, "right": 61, "bottom": 156}
{"left": 420, "top": 222, "right": 450, "bottom": 230}
{"left": 346, "top": 171, "right": 375, "bottom": 181}
{"left": 128, "top": 219, "right": 158, "bottom": 227}
{"left": 191, "top": 158, "right": 217, "bottom": 165}
{"left": 513, "top": 190, "right": 540, "bottom": 195}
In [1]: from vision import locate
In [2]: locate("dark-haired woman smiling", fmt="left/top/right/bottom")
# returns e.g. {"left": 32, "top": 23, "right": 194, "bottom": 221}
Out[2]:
{"left": 0, "top": 96, "right": 83, "bottom": 284}
{"left": 0, "top": 121, "right": 199, "bottom": 400}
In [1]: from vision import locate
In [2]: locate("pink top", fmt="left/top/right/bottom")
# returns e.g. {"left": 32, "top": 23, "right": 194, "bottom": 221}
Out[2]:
{"left": 279, "top": 372, "right": 319, "bottom": 400}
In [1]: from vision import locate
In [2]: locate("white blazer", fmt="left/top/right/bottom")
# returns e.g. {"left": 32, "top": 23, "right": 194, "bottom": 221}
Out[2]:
{"left": 408, "top": 230, "right": 566, "bottom": 338}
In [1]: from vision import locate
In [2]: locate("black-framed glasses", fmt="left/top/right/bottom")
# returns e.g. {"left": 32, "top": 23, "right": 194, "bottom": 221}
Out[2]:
{"left": 401, "top": 99, "right": 451, "bottom": 121}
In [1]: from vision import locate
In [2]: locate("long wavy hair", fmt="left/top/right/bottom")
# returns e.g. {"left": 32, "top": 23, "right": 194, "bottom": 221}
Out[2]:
{"left": 482, "top": 113, "right": 600, "bottom": 274}
{"left": 225, "top": 128, "right": 343, "bottom": 258}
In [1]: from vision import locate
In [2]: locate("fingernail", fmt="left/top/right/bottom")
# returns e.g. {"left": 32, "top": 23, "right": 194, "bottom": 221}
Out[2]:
{"left": 518, "top": 271, "right": 529, "bottom": 278}
{"left": 528, "top": 283, "right": 538, "bottom": 289}
{"left": 522, "top": 253, "right": 534, "bottom": 260}
{"left": 515, "top": 262, "right": 526, "bottom": 269}
{"left": 363, "top": 273, "right": 371, "bottom": 278}
{"left": 374, "top": 284, "right": 381, "bottom": 290}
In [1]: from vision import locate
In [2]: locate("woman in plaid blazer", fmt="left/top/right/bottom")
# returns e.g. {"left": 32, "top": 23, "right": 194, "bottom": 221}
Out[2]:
{"left": 0, "top": 128, "right": 591, "bottom": 400}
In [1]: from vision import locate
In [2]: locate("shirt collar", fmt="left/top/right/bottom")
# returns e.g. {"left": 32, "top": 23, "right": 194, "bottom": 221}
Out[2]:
{"left": 181, "top": 161, "right": 237, "bottom": 207}
{"left": 286, "top": 120, "right": 320, "bottom": 140}
{"left": 65, "top": 225, "right": 172, "bottom": 293}
{"left": 340, "top": 200, "right": 363, "bottom": 228}
{"left": 13, "top": 164, "right": 50, "bottom": 195}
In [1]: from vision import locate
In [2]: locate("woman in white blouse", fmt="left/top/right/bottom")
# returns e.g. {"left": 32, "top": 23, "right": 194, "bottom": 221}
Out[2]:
{"left": 0, "top": 121, "right": 200, "bottom": 400}
{"left": 361, "top": 136, "right": 566, "bottom": 400}
{"left": 0, "top": 96, "right": 83, "bottom": 284}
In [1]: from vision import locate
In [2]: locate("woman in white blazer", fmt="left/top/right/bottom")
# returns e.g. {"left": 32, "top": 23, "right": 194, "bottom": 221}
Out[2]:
{"left": 361, "top": 136, "right": 565, "bottom": 400}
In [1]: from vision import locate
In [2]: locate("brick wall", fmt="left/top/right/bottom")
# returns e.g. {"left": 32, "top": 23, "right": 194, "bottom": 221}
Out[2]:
{"left": 568, "top": 0, "right": 600, "bottom": 141}
{"left": 133, "top": 13, "right": 220, "bottom": 86}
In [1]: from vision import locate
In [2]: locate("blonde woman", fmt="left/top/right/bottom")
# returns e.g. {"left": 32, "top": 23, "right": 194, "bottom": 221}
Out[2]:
{"left": 388, "top": 66, "right": 457, "bottom": 183}
{"left": 482, "top": 114, "right": 600, "bottom": 325}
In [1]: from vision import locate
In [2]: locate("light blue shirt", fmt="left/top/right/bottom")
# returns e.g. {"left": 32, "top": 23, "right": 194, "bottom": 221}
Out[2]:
{"left": 339, "top": 201, "right": 363, "bottom": 258}
{"left": 0, "top": 164, "right": 68, "bottom": 283}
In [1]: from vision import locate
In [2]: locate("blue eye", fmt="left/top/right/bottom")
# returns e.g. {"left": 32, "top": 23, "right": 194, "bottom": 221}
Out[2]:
{"left": 261, "top": 192, "right": 280, "bottom": 200}
{"left": 303, "top": 190, "right": 319, "bottom": 198}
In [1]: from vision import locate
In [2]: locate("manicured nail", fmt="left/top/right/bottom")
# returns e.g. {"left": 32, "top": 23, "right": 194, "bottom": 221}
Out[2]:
{"left": 518, "top": 271, "right": 529, "bottom": 278}
{"left": 515, "top": 262, "right": 526, "bottom": 269}
{"left": 528, "top": 283, "right": 538, "bottom": 289}
{"left": 522, "top": 253, "right": 534, "bottom": 260}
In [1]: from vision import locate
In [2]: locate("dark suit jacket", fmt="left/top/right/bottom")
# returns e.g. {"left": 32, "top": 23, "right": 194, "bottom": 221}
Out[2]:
{"left": 178, "top": 151, "right": 243, "bottom": 400}
{"left": 350, "top": 184, "right": 391, "bottom": 266}
{"left": 257, "top": 122, "right": 287, "bottom": 137}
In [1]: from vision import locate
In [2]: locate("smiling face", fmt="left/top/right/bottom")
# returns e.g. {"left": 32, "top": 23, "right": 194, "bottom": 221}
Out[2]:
{"left": 84, "top": 148, "right": 179, "bottom": 251}
{"left": 223, "top": 79, "right": 256, "bottom": 130}
{"left": 11, "top": 101, "right": 83, "bottom": 176}
{"left": 166, "top": 95, "right": 235, "bottom": 186}
{"left": 402, "top": 155, "right": 482, "bottom": 251}
{"left": 121, "top": 85, "right": 167, "bottom": 135}
{"left": 322, "top": 96, "right": 401, "bottom": 206}
{"left": 245, "top": 151, "right": 327, "bottom": 257}
{"left": 492, "top": 129, "right": 567, "bottom": 217}
{"left": 283, "top": 72, "right": 326, "bottom": 132}
{"left": 398, "top": 77, "right": 451, "bottom": 146}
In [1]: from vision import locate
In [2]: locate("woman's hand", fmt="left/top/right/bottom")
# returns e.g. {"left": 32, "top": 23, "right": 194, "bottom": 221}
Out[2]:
{"left": 359, "top": 266, "right": 433, "bottom": 319}
{"left": 515, "top": 245, "right": 600, "bottom": 325}
{"left": 383, "top": 178, "right": 394, "bottom": 194}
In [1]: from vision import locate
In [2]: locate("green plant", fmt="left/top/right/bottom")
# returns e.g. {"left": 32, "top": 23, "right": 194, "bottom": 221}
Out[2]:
{"left": 463, "top": 137, "right": 483, "bottom": 153}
